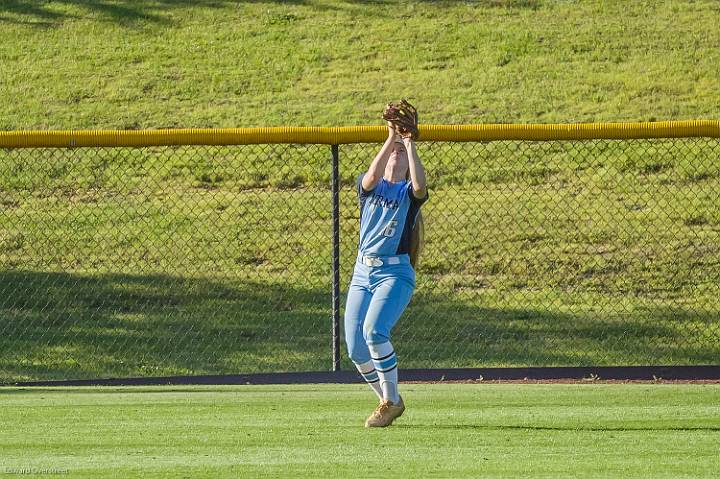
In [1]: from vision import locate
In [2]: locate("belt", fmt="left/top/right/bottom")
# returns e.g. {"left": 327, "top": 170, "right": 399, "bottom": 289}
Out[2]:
{"left": 359, "top": 255, "right": 402, "bottom": 267}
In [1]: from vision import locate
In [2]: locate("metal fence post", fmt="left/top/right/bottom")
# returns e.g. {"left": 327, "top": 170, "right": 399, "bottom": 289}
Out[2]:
{"left": 331, "top": 144, "right": 341, "bottom": 371}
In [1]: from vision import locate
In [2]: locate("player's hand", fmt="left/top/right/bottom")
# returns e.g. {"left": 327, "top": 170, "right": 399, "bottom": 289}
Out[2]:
{"left": 387, "top": 121, "right": 398, "bottom": 138}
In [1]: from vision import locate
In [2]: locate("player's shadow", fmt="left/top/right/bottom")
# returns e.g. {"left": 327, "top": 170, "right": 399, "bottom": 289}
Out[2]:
{"left": 1, "top": 269, "right": 717, "bottom": 383}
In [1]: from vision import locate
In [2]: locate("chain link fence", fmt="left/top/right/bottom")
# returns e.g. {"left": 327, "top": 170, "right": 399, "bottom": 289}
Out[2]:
{"left": 1, "top": 137, "right": 719, "bottom": 382}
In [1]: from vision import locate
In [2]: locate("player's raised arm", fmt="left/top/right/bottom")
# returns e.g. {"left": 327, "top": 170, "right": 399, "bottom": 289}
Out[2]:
{"left": 361, "top": 122, "right": 397, "bottom": 192}
{"left": 404, "top": 137, "right": 426, "bottom": 199}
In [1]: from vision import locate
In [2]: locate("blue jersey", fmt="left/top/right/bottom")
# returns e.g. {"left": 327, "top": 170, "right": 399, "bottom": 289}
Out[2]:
{"left": 356, "top": 173, "right": 429, "bottom": 256}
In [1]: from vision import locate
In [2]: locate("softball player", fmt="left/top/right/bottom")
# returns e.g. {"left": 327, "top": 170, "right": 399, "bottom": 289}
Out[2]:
{"left": 344, "top": 122, "right": 428, "bottom": 427}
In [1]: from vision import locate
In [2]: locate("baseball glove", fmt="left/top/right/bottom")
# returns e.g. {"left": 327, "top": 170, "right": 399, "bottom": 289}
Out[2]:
{"left": 382, "top": 99, "right": 419, "bottom": 140}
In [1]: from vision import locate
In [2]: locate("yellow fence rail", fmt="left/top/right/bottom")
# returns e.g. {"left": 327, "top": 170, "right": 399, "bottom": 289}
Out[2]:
{"left": 1, "top": 120, "right": 719, "bottom": 148}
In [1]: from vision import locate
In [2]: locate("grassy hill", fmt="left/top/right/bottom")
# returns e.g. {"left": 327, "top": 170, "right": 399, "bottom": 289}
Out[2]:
{"left": 1, "top": 0, "right": 719, "bottom": 130}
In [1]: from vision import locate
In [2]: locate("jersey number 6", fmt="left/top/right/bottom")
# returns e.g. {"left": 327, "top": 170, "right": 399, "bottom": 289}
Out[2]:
{"left": 383, "top": 220, "right": 398, "bottom": 237}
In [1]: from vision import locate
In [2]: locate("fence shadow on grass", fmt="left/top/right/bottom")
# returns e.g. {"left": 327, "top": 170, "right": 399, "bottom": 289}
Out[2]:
{"left": 0, "top": 269, "right": 331, "bottom": 382}
{"left": 0, "top": 0, "right": 258, "bottom": 26}
{"left": 397, "top": 291, "right": 720, "bottom": 369}
{"left": 0, "top": 0, "right": 541, "bottom": 26}
{"left": 1, "top": 269, "right": 718, "bottom": 382}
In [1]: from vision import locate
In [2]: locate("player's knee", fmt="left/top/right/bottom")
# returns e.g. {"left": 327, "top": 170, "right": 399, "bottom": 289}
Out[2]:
{"left": 348, "top": 349, "right": 367, "bottom": 364}
{"left": 363, "top": 324, "right": 389, "bottom": 345}
{"left": 346, "top": 340, "right": 369, "bottom": 364}
{"left": 345, "top": 332, "right": 368, "bottom": 363}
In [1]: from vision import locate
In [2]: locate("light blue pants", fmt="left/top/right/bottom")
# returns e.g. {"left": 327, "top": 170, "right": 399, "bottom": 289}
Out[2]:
{"left": 344, "top": 252, "right": 416, "bottom": 364}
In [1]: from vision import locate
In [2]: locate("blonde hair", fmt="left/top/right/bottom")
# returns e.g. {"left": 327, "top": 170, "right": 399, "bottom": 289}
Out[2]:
{"left": 409, "top": 210, "right": 424, "bottom": 269}
{"left": 405, "top": 168, "right": 425, "bottom": 269}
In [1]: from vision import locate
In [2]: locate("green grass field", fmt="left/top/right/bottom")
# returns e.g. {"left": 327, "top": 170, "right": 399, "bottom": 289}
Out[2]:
{"left": 1, "top": 384, "right": 719, "bottom": 478}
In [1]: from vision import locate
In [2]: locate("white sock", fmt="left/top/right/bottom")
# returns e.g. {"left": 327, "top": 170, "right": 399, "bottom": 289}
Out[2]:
{"left": 369, "top": 341, "right": 400, "bottom": 404}
{"left": 354, "top": 360, "right": 383, "bottom": 400}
